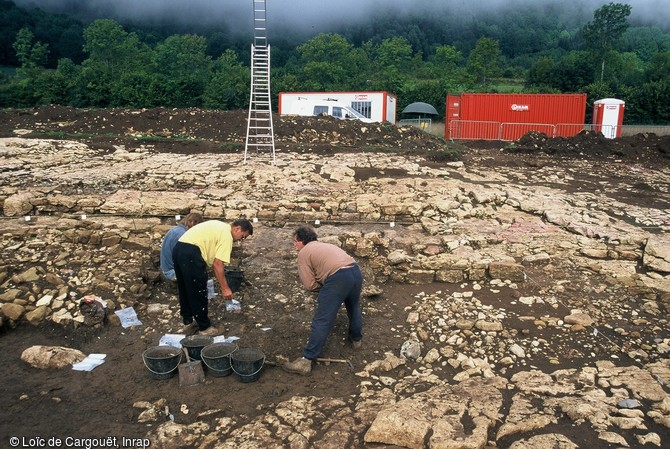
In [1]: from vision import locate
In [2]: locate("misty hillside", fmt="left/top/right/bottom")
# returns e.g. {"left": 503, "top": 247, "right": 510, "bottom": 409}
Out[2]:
{"left": 4, "top": 0, "right": 669, "bottom": 68}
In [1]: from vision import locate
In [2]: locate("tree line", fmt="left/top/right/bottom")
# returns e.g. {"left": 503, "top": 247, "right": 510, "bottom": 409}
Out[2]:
{"left": 0, "top": 1, "right": 669, "bottom": 124}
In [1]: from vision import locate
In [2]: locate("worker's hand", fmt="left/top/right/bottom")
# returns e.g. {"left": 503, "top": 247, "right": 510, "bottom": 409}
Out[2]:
{"left": 221, "top": 286, "right": 234, "bottom": 300}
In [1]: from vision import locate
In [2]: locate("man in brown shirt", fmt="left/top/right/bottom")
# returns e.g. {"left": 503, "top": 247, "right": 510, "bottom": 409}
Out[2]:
{"left": 283, "top": 225, "right": 364, "bottom": 375}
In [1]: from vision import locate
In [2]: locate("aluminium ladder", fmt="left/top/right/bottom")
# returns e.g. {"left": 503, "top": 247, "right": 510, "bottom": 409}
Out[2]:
{"left": 244, "top": 0, "right": 275, "bottom": 163}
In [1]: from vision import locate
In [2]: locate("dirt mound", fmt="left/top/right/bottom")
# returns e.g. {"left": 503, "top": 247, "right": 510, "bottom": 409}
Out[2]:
{"left": 508, "top": 129, "right": 670, "bottom": 164}
{"left": 2, "top": 105, "right": 668, "bottom": 166}
{"left": 0, "top": 105, "right": 461, "bottom": 161}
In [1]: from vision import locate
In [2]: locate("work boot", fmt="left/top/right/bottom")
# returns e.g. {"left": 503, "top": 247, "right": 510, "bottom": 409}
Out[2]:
{"left": 198, "top": 325, "right": 221, "bottom": 337}
{"left": 282, "top": 357, "right": 312, "bottom": 376}
{"left": 182, "top": 321, "right": 198, "bottom": 336}
{"left": 349, "top": 337, "right": 362, "bottom": 349}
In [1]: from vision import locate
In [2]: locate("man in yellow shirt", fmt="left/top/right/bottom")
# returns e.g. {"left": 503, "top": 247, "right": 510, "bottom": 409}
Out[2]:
{"left": 283, "top": 225, "right": 363, "bottom": 375}
{"left": 173, "top": 218, "right": 253, "bottom": 336}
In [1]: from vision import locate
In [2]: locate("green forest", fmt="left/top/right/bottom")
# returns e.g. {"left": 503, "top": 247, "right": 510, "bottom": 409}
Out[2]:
{"left": 1, "top": 0, "right": 669, "bottom": 124}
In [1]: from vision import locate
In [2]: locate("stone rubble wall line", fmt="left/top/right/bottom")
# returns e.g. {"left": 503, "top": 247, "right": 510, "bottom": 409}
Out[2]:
{"left": 1, "top": 186, "right": 663, "bottom": 276}
{"left": 1, "top": 214, "right": 666, "bottom": 329}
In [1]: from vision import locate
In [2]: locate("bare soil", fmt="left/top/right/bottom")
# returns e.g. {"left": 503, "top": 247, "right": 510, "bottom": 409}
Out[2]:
{"left": 1, "top": 106, "right": 669, "bottom": 448}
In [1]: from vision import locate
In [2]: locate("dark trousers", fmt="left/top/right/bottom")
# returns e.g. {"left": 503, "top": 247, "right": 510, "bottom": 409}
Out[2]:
{"left": 172, "top": 241, "right": 210, "bottom": 330}
{"left": 303, "top": 264, "right": 363, "bottom": 360}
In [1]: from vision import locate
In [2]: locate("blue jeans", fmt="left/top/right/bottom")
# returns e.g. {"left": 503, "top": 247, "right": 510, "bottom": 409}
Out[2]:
{"left": 162, "top": 269, "right": 176, "bottom": 281}
{"left": 303, "top": 264, "right": 363, "bottom": 360}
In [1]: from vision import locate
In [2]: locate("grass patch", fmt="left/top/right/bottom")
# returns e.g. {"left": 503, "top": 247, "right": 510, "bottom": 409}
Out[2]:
{"left": 219, "top": 141, "right": 244, "bottom": 152}
{"left": 424, "top": 148, "right": 463, "bottom": 162}
{"left": 134, "top": 134, "right": 202, "bottom": 142}
{"left": 30, "top": 131, "right": 101, "bottom": 139}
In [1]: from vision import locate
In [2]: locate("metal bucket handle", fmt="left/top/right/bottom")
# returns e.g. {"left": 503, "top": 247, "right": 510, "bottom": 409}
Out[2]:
{"left": 142, "top": 351, "right": 181, "bottom": 375}
{"left": 231, "top": 355, "right": 266, "bottom": 378}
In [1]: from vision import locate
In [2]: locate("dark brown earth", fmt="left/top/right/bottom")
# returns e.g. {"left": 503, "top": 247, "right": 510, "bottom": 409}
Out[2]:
{"left": 1, "top": 106, "right": 669, "bottom": 449}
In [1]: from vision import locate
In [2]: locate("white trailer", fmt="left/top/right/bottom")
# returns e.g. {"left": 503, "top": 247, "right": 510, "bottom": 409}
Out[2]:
{"left": 278, "top": 91, "right": 397, "bottom": 124}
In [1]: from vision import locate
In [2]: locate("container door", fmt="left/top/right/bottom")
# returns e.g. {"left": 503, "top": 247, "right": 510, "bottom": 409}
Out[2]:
{"left": 445, "top": 95, "right": 461, "bottom": 139}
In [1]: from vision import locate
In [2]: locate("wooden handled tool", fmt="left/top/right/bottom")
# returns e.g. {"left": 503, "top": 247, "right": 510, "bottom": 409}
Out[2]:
{"left": 316, "top": 358, "right": 354, "bottom": 370}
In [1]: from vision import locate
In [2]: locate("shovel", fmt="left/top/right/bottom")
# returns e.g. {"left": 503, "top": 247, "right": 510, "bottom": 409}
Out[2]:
{"left": 178, "top": 348, "right": 205, "bottom": 387}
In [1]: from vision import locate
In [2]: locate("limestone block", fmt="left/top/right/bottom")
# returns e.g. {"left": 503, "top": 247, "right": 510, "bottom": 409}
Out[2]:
{"left": 3, "top": 191, "right": 37, "bottom": 216}
{"left": 564, "top": 312, "right": 594, "bottom": 327}
{"left": 21, "top": 345, "right": 86, "bottom": 369}
{"left": 468, "top": 267, "right": 487, "bottom": 281}
{"left": 644, "top": 235, "right": 670, "bottom": 273}
{"left": 25, "top": 306, "right": 50, "bottom": 325}
{"left": 12, "top": 266, "right": 42, "bottom": 283}
{"left": 509, "top": 434, "right": 578, "bottom": 449}
{"left": 100, "top": 189, "right": 201, "bottom": 215}
{"left": 0, "top": 288, "right": 22, "bottom": 302}
{"left": 435, "top": 269, "right": 466, "bottom": 283}
{"left": 405, "top": 269, "right": 434, "bottom": 284}
{"left": 489, "top": 261, "right": 525, "bottom": 282}
{"left": 2, "top": 303, "right": 25, "bottom": 321}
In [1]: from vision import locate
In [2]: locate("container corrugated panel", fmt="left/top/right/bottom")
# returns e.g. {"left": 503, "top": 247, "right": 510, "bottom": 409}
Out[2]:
{"left": 446, "top": 93, "right": 587, "bottom": 140}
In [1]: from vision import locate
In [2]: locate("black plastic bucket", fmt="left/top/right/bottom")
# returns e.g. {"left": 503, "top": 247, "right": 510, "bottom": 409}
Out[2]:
{"left": 142, "top": 346, "right": 182, "bottom": 380}
{"left": 180, "top": 335, "right": 214, "bottom": 361}
{"left": 231, "top": 348, "right": 265, "bottom": 383}
{"left": 201, "top": 343, "right": 238, "bottom": 377}
{"left": 225, "top": 268, "right": 245, "bottom": 293}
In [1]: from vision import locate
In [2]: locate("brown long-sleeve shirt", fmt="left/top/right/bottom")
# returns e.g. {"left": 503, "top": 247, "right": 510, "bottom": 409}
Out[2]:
{"left": 296, "top": 241, "right": 355, "bottom": 291}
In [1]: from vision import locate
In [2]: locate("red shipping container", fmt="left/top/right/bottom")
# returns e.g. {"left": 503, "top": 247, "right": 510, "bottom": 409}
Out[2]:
{"left": 445, "top": 93, "right": 587, "bottom": 140}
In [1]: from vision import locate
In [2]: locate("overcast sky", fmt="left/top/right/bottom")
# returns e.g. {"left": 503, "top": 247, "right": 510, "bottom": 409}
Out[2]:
{"left": 12, "top": 0, "right": 669, "bottom": 35}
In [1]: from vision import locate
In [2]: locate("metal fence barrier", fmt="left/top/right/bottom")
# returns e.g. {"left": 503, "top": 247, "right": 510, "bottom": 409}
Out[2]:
{"left": 448, "top": 120, "right": 670, "bottom": 141}
{"left": 398, "top": 118, "right": 432, "bottom": 129}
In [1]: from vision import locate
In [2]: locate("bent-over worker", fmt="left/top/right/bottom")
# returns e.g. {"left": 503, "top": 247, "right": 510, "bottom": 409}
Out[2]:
{"left": 172, "top": 218, "right": 253, "bottom": 337}
{"left": 283, "top": 225, "right": 363, "bottom": 375}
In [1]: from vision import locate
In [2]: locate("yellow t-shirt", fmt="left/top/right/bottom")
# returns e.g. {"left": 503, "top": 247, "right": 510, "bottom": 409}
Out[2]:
{"left": 178, "top": 220, "right": 232, "bottom": 266}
